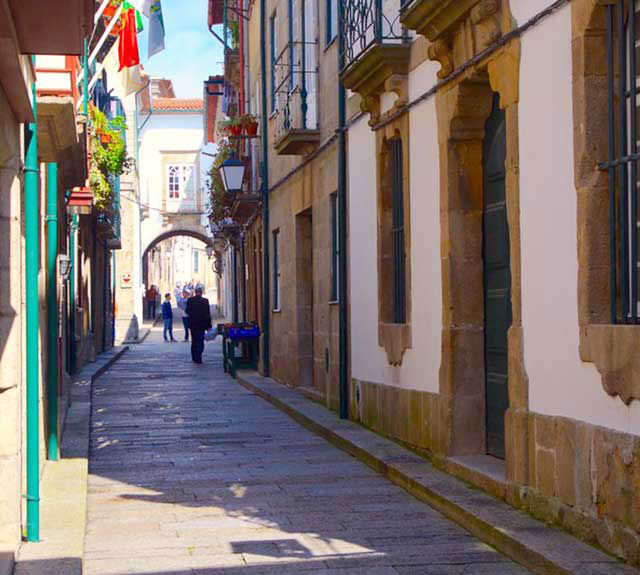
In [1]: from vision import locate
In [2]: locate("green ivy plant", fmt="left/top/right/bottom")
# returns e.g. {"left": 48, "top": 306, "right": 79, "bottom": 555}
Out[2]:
{"left": 89, "top": 105, "right": 132, "bottom": 212}
{"left": 207, "top": 140, "right": 235, "bottom": 230}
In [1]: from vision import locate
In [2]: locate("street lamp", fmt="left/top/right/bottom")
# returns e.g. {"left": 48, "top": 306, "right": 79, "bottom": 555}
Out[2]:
{"left": 58, "top": 255, "right": 71, "bottom": 281}
{"left": 219, "top": 157, "right": 246, "bottom": 193}
{"left": 206, "top": 245, "right": 214, "bottom": 258}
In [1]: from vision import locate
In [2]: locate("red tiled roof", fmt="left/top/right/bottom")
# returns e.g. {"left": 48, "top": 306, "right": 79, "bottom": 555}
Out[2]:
{"left": 153, "top": 98, "right": 204, "bottom": 111}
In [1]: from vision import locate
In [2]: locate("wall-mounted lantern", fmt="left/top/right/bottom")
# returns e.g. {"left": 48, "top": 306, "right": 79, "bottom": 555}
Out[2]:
{"left": 219, "top": 157, "right": 246, "bottom": 193}
{"left": 58, "top": 254, "right": 71, "bottom": 281}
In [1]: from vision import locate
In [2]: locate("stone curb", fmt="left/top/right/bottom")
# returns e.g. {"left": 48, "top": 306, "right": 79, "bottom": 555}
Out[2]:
{"left": 11, "top": 346, "right": 129, "bottom": 575}
{"left": 235, "top": 370, "right": 639, "bottom": 575}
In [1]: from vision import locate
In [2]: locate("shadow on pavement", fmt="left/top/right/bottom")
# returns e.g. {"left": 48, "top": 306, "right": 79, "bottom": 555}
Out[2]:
{"left": 79, "top": 330, "right": 531, "bottom": 575}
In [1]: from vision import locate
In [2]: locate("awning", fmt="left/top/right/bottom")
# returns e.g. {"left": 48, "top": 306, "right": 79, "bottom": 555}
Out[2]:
{"left": 67, "top": 187, "right": 93, "bottom": 215}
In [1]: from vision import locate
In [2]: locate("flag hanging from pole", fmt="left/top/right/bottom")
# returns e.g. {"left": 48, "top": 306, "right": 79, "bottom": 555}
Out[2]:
{"left": 118, "top": 1, "right": 141, "bottom": 70}
{"left": 142, "top": 0, "right": 165, "bottom": 59}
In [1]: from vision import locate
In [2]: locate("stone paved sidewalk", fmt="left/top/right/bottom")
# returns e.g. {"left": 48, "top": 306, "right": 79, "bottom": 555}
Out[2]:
{"left": 83, "top": 328, "right": 532, "bottom": 575}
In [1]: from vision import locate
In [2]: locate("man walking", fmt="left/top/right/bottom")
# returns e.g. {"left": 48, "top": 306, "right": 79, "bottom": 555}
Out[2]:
{"left": 162, "top": 293, "right": 175, "bottom": 342}
{"left": 186, "top": 287, "right": 211, "bottom": 364}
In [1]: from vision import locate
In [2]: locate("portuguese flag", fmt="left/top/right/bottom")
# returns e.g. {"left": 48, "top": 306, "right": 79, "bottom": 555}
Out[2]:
{"left": 118, "top": 1, "right": 140, "bottom": 71}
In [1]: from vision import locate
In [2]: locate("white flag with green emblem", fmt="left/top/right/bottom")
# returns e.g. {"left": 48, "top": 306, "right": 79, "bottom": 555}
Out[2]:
{"left": 142, "top": 0, "right": 165, "bottom": 58}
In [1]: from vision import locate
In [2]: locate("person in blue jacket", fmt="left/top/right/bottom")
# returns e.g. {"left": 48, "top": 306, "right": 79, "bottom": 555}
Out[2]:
{"left": 162, "top": 293, "right": 175, "bottom": 342}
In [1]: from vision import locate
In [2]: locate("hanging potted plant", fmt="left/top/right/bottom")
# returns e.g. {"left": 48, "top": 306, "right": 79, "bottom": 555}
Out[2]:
{"left": 240, "top": 114, "right": 259, "bottom": 137}
{"left": 88, "top": 105, "right": 132, "bottom": 212}
{"left": 219, "top": 117, "right": 243, "bottom": 138}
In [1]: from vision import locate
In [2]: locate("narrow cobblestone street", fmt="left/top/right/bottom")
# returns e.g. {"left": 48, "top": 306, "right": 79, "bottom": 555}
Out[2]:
{"left": 83, "top": 328, "right": 532, "bottom": 575}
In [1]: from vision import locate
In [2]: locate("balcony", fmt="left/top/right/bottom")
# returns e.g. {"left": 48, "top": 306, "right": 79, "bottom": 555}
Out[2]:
{"left": 231, "top": 192, "right": 261, "bottom": 226}
{"left": 273, "top": 41, "right": 321, "bottom": 156}
{"left": 340, "top": 0, "right": 410, "bottom": 126}
{"left": 400, "top": 0, "right": 476, "bottom": 41}
{"left": 35, "top": 55, "right": 81, "bottom": 163}
{"left": 97, "top": 175, "right": 122, "bottom": 250}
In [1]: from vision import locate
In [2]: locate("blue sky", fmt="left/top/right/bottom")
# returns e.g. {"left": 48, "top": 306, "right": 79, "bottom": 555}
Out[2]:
{"left": 137, "top": 0, "right": 224, "bottom": 98}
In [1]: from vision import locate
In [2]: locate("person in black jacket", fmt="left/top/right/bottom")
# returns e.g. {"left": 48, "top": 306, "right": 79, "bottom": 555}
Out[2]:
{"left": 185, "top": 287, "right": 212, "bottom": 364}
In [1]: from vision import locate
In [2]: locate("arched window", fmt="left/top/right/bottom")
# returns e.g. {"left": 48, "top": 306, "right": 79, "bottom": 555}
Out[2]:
{"left": 167, "top": 164, "right": 194, "bottom": 200}
{"left": 168, "top": 165, "right": 181, "bottom": 199}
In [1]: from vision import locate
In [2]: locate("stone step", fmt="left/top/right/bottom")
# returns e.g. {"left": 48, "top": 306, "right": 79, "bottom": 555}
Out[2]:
{"left": 236, "top": 370, "right": 640, "bottom": 575}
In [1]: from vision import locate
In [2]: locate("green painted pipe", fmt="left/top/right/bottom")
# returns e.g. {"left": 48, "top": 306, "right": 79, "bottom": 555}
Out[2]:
{"left": 83, "top": 38, "right": 89, "bottom": 118}
{"left": 260, "top": 0, "right": 271, "bottom": 377}
{"left": 337, "top": 0, "right": 349, "bottom": 419}
{"left": 47, "top": 163, "right": 59, "bottom": 461}
{"left": 25, "top": 65, "right": 40, "bottom": 542}
{"left": 69, "top": 215, "right": 77, "bottom": 374}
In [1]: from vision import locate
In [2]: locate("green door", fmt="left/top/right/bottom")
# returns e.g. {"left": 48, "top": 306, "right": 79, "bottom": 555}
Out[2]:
{"left": 483, "top": 93, "right": 511, "bottom": 460}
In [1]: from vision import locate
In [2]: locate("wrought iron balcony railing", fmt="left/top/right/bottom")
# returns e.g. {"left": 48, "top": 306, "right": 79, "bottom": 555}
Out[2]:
{"left": 273, "top": 39, "right": 321, "bottom": 155}
{"left": 340, "top": 0, "right": 408, "bottom": 71}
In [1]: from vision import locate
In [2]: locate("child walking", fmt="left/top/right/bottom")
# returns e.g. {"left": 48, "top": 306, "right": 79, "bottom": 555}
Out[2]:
{"left": 162, "top": 293, "right": 175, "bottom": 342}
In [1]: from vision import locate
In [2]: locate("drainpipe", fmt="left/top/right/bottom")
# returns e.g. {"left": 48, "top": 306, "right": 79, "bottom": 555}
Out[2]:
{"left": 260, "top": 0, "right": 271, "bottom": 376}
{"left": 241, "top": 234, "right": 247, "bottom": 322}
{"left": 232, "top": 245, "right": 239, "bottom": 324}
{"left": 46, "top": 163, "right": 59, "bottom": 461}
{"left": 337, "top": 0, "right": 348, "bottom": 419}
{"left": 69, "top": 216, "right": 78, "bottom": 374}
{"left": 25, "top": 62, "right": 40, "bottom": 542}
{"left": 70, "top": 38, "right": 90, "bottom": 374}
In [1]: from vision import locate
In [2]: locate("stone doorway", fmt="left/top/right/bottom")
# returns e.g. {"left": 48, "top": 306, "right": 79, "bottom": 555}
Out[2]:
{"left": 436, "top": 67, "right": 525, "bottom": 468}
{"left": 295, "top": 209, "right": 314, "bottom": 388}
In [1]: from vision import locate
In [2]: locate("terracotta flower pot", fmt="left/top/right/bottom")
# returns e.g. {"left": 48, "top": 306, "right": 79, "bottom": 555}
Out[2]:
{"left": 244, "top": 121, "right": 259, "bottom": 137}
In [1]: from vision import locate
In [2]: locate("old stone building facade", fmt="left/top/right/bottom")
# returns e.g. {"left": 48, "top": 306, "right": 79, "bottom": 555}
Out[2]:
{"left": 213, "top": 0, "right": 343, "bottom": 407}
{"left": 211, "top": 0, "right": 640, "bottom": 566}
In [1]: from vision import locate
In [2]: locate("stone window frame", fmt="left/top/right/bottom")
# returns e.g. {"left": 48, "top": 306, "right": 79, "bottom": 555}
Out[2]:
{"left": 573, "top": 0, "right": 640, "bottom": 405}
{"left": 376, "top": 114, "right": 412, "bottom": 366}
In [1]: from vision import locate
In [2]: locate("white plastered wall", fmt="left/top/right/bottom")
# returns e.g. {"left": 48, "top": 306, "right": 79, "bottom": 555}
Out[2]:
{"left": 518, "top": 4, "right": 640, "bottom": 435}
{"left": 348, "top": 58, "right": 442, "bottom": 393}
{"left": 138, "top": 111, "right": 204, "bottom": 252}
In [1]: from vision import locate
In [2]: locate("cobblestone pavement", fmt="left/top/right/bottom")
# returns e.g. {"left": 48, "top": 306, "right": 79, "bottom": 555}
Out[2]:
{"left": 84, "top": 328, "right": 533, "bottom": 575}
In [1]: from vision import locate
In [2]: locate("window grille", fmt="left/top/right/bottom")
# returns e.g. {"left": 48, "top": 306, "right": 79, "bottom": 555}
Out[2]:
{"left": 603, "top": 1, "right": 640, "bottom": 323}
{"left": 391, "top": 138, "right": 406, "bottom": 324}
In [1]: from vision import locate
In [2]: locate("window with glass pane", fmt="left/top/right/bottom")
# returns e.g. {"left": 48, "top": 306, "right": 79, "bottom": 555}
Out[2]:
{"left": 168, "top": 165, "right": 181, "bottom": 199}
{"left": 326, "top": 0, "right": 337, "bottom": 44}
{"left": 603, "top": 1, "right": 640, "bottom": 324}
{"left": 391, "top": 139, "right": 406, "bottom": 324}
{"left": 270, "top": 13, "right": 277, "bottom": 113}
{"left": 330, "top": 193, "right": 339, "bottom": 302}
{"left": 167, "top": 165, "right": 192, "bottom": 200}
{"left": 273, "top": 229, "right": 281, "bottom": 310}
{"left": 193, "top": 250, "right": 199, "bottom": 273}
